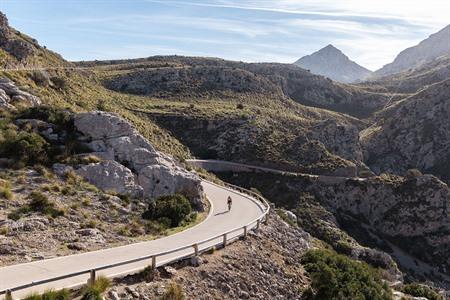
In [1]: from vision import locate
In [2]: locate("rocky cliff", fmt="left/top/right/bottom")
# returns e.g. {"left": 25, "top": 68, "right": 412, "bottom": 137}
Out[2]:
{"left": 294, "top": 44, "right": 373, "bottom": 83}
{"left": 72, "top": 112, "right": 205, "bottom": 209}
{"left": 362, "top": 79, "right": 450, "bottom": 183}
{"left": 216, "top": 170, "right": 450, "bottom": 286}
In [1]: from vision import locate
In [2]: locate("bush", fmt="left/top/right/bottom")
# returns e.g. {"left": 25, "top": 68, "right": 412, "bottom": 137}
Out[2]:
{"left": 81, "top": 276, "right": 111, "bottom": 300}
{"left": 50, "top": 76, "right": 67, "bottom": 90}
{"left": 301, "top": 249, "right": 392, "bottom": 300}
{"left": 0, "top": 129, "right": 49, "bottom": 166}
{"left": 160, "top": 282, "right": 185, "bottom": 300}
{"left": 0, "top": 180, "right": 13, "bottom": 200}
{"left": 17, "top": 106, "right": 73, "bottom": 132}
{"left": 22, "top": 289, "right": 70, "bottom": 300}
{"left": 405, "top": 169, "right": 423, "bottom": 180}
{"left": 31, "top": 70, "right": 50, "bottom": 86}
{"left": 28, "top": 191, "right": 64, "bottom": 218}
{"left": 142, "top": 194, "right": 192, "bottom": 227}
{"left": 236, "top": 103, "right": 244, "bottom": 109}
{"left": 401, "top": 283, "right": 442, "bottom": 300}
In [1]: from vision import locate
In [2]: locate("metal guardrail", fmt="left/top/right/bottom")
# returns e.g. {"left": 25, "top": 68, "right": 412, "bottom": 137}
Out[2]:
{"left": 0, "top": 179, "right": 270, "bottom": 298}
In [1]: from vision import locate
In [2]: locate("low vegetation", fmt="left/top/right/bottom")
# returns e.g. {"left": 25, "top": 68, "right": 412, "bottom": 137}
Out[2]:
{"left": 401, "top": 283, "right": 443, "bottom": 300}
{"left": 160, "top": 282, "right": 185, "bottom": 300}
{"left": 301, "top": 249, "right": 392, "bottom": 300}
{"left": 142, "top": 194, "right": 193, "bottom": 227}
{"left": 22, "top": 289, "right": 70, "bottom": 300}
{"left": 81, "top": 276, "right": 111, "bottom": 300}
{"left": 8, "top": 191, "right": 64, "bottom": 220}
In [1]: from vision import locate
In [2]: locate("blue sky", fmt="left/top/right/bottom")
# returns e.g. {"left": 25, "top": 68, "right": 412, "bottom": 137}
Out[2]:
{"left": 1, "top": 0, "right": 449, "bottom": 70}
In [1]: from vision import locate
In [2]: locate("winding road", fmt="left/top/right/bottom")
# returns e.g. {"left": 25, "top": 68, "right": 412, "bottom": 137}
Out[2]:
{"left": 0, "top": 181, "right": 267, "bottom": 299}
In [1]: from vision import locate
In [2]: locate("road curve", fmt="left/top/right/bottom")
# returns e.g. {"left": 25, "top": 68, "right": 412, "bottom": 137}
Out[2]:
{"left": 0, "top": 181, "right": 265, "bottom": 299}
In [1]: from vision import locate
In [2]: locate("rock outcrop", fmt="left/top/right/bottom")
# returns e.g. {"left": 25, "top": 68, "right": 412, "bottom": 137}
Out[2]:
{"left": 294, "top": 44, "right": 373, "bottom": 83}
{"left": 0, "top": 77, "right": 41, "bottom": 109}
{"left": 76, "top": 160, "right": 144, "bottom": 198}
{"left": 218, "top": 171, "right": 450, "bottom": 284}
{"left": 73, "top": 111, "right": 205, "bottom": 209}
{"left": 361, "top": 79, "right": 450, "bottom": 183}
{"left": 0, "top": 12, "right": 35, "bottom": 61}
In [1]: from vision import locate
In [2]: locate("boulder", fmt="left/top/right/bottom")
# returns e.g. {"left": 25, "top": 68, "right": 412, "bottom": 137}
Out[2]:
{"left": 75, "top": 160, "right": 144, "bottom": 198}
{"left": 0, "top": 77, "right": 41, "bottom": 108}
{"left": 73, "top": 111, "right": 205, "bottom": 209}
{"left": 138, "top": 164, "right": 204, "bottom": 209}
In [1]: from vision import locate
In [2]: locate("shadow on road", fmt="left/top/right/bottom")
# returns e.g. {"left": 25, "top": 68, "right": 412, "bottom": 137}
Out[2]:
{"left": 214, "top": 210, "right": 230, "bottom": 216}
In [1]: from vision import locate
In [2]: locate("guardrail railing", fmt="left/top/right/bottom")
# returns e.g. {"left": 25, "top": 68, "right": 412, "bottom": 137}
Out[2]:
{"left": 0, "top": 179, "right": 270, "bottom": 299}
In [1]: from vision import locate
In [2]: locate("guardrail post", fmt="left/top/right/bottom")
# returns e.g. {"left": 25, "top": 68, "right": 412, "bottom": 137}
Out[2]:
{"left": 193, "top": 244, "right": 199, "bottom": 256}
{"left": 223, "top": 233, "right": 227, "bottom": 247}
{"left": 88, "top": 269, "right": 96, "bottom": 285}
{"left": 256, "top": 219, "right": 261, "bottom": 230}
{"left": 243, "top": 226, "right": 247, "bottom": 239}
{"left": 152, "top": 255, "right": 156, "bottom": 270}
{"left": 264, "top": 213, "right": 269, "bottom": 225}
{"left": 6, "top": 290, "right": 12, "bottom": 299}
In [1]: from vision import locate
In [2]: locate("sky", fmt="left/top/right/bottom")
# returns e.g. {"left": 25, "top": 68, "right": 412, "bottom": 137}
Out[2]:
{"left": 0, "top": 0, "right": 449, "bottom": 70}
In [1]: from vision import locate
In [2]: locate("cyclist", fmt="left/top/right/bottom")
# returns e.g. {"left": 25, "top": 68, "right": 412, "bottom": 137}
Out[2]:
{"left": 227, "top": 196, "right": 233, "bottom": 211}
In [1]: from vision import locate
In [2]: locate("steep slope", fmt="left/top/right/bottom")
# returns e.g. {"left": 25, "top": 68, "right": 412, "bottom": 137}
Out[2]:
{"left": 0, "top": 12, "right": 68, "bottom": 68}
{"left": 294, "top": 44, "right": 373, "bottom": 83}
{"left": 375, "top": 25, "right": 450, "bottom": 77}
{"left": 362, "top": 54, "right": 450, "bottom": 94}
{"left": 361, "top": 79, "right": 450, "bottom": 183}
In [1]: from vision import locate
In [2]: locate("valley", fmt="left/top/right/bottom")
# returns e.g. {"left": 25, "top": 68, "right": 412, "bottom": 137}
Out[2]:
{"left": 0, "top": 9, "right": 449, "bottom": 300}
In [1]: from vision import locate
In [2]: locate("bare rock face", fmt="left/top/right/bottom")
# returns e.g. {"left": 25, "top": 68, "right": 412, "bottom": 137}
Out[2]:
{"left": 308, "top": 174, "right": 450, "bottom": 275}
{"left": 74, "top": 111, "right": 204, "bottom": 209}
{"left": 0, "top": 12, "right": 34, "bottom": 61}
{"left": 362, "top": 79, "right": 450, "bottom": 183}
{"left": 0, "top": 12, "right": 10, "bottom": 46}
{"left": 76, "top": 160, "right": 144, "bottom": 198}
{"left": 0, "top": 77, "right": 41, "bottom": 109}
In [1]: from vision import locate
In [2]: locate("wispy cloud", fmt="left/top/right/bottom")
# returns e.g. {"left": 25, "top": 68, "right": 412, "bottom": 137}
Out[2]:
{"left": 3, "top": 0, "right": 449, "bottom": 70}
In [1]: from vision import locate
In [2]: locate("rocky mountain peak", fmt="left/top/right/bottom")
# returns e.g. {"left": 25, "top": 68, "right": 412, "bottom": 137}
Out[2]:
{"left": 294, "top": 45, "right": 372, "bottom": 83}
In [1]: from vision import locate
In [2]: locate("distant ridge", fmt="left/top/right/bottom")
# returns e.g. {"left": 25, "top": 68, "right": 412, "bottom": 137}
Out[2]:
{"left": 374, "top": 24, "right": 450, "bottom": 77}
{"left": 294, "top": 44, "right": 372, "bottom": 83}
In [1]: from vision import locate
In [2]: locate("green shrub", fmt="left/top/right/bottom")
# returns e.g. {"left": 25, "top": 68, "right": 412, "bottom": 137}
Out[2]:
{"left": 0, "top": 129, "right": 49, "bottom": 166}
{"left": 50, "top": 76, "right": 67, "bottom": 90}
{"left": 17, "top": 106, "right": 73, "bottom": 132}
{"left": 401, "top": 283, "right": 442, "bottom": 300}
{"left": 41, "top": 289, "right": 70, "bottom": 300}
{"left": 0, "top": 179, "right": 13, "bottom": 200}
{"left": 82, "top": 276, "right": 110, "bottom": 300}
{"left": 301, "top": 249, "right": 392, "bottom": 300}
{"left": 28, "top": 191, "right": 64, "bottom": 218}
{"left": 160, "top": 282, "right": 185, "bottom": 300}
{"left": 143, "top": 194, "right": 192, "bottom": 227}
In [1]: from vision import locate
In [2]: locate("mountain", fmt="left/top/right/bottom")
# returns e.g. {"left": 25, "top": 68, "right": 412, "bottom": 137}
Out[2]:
{"left": 294, "top": 44, "right": 373, "bottom": 83}
{"left": 362, "top": 54, "right": 450, "bottom": 94}
{"left": 1, "top": 10, "right": 450, "bottom": 295}
{"left": 374, "top": 24, "right": 450, "bottom": 77}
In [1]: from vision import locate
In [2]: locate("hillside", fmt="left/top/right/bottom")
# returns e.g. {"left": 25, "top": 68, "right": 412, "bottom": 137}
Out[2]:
{"left": 362, "top": 54, "right": 450, "bottom": 94}
{"left": 362, "top": 79, "right": 450, "bottom": 183}
{"left": 294, "top": 44, "right": 373, "bottom": 83}
{"left": 0, "top": 10, "right": 449, "bottom": 297}
{"left": 374, "top": 24, "right": 450, "bottom": 77}
{"left": 87, "top": 55, "right": 389, "bottom": 118}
